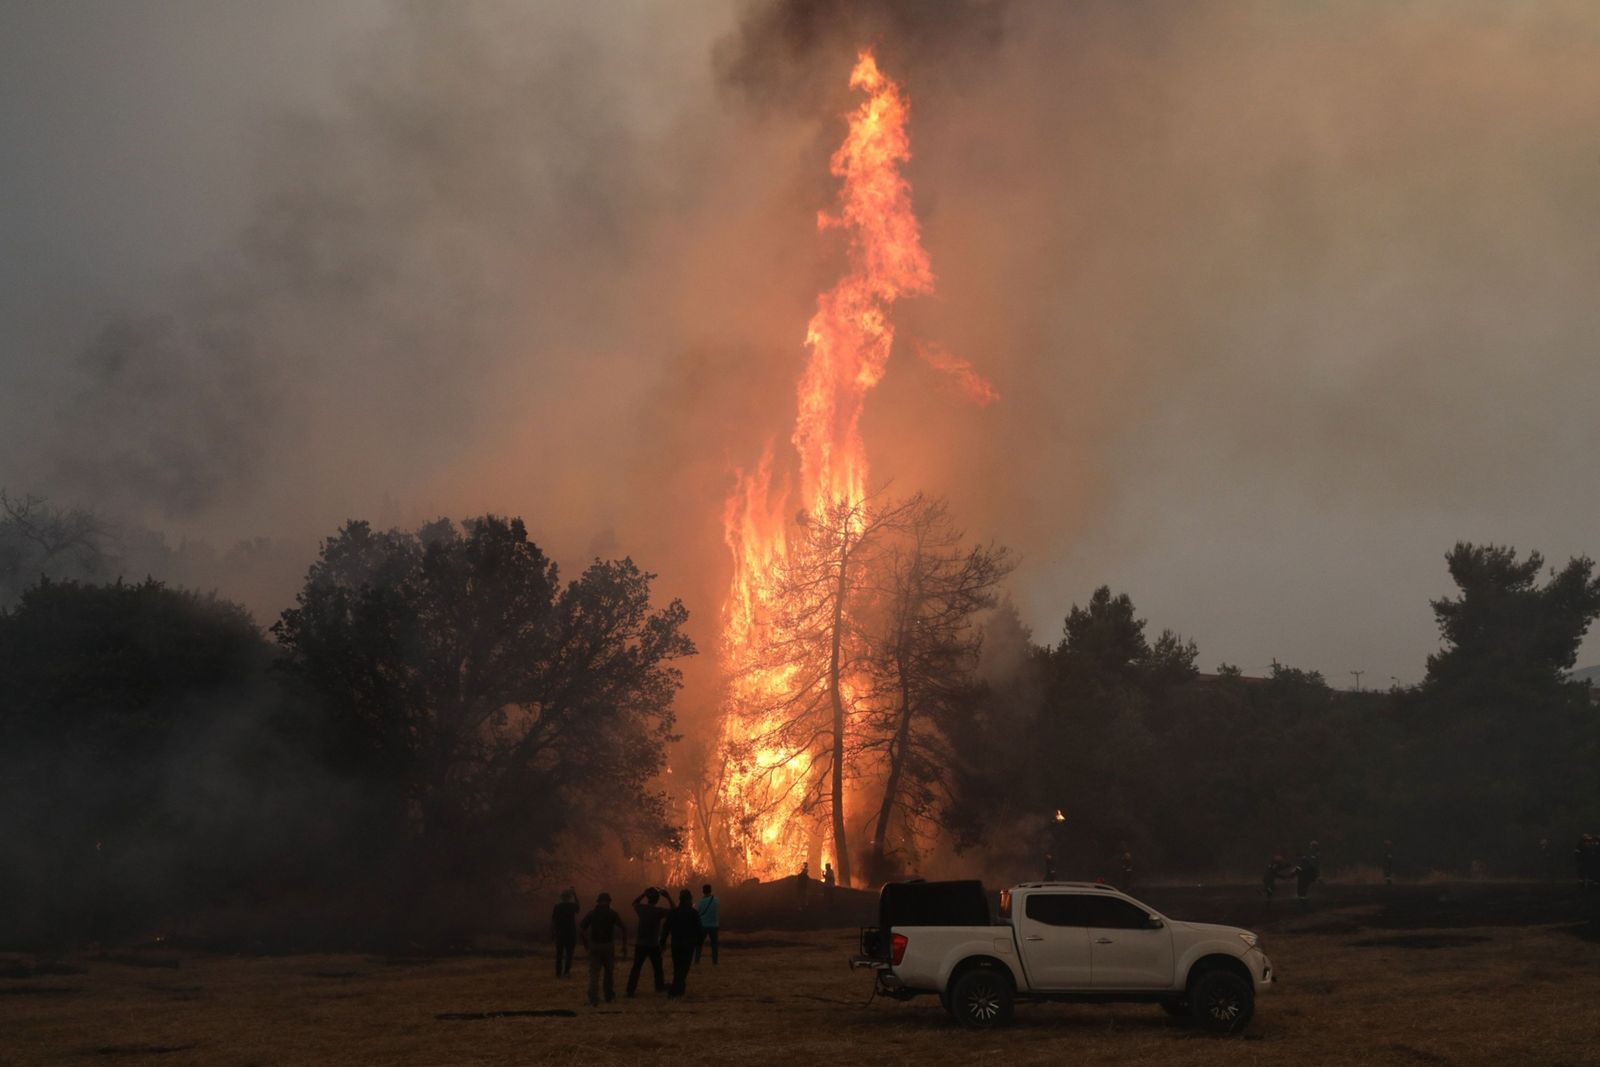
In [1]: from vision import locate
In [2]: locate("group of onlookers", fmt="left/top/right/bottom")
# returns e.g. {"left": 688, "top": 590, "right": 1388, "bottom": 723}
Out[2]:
{"left": 551, "top": 883, "right": 721, "bottom": 1007}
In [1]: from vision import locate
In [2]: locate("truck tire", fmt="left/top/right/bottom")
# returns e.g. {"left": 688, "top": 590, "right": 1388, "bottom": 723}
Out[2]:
{"left": 1187, "top": 968, "right": 1253, "bottom": 1034}
{"left": 948, "top": 966, "right": 1014, "bottom": 1029}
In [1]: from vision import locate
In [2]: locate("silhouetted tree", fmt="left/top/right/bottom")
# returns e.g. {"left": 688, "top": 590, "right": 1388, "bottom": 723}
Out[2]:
{"left": 1426, "top": 542, "right": 1600, "bottom": 691}
{"left": 272, "top": 516, "right": 693, "bottom": 902}
{"left": 1059, "top": 586, "right": 1150, "bottom": 684}
{"left": 0, "top": 491, "right": 114, "bottom": 605}
{"left": 1405, "top": 543, "right": 1600, "bottom": 868}
{"left": 860, "top": 498, "right": 1012, "bottom": 881}
{"left": 0, "top": 578, "right": 274, "bottom": 945}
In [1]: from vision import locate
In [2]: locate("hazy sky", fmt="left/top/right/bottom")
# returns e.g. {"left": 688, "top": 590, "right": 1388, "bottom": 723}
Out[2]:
{"left": 3, "top": 0, "right": 1598, "bottom": 688}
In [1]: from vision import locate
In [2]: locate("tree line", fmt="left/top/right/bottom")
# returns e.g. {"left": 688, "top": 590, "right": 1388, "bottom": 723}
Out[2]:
{"left": 0, "top": 511, "right": 692, "bottom": 949}
{"left": 943, "top": 543, "right": 1600, "bottom": 882}
{"left": 3, "top": 489, "right": 1598, "bottom": 949}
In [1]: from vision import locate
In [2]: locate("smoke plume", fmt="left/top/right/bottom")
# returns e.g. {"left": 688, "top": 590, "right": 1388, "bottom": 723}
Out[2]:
{"left": 2, "top": 0, "right": 1599, "bottom": 686}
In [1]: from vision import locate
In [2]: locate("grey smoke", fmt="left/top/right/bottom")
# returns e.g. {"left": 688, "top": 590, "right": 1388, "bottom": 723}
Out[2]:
{"left": 2, "top": 0, "right": 1598, "bottom": 689}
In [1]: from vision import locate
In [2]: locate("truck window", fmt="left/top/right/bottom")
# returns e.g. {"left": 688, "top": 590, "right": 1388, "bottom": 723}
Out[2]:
{"left": 1023, "top": 893, "right": 1096, "bottom": 927}
{"left": 880, "top": 880, "right": 990, "bottom": 928}
{"left": 1080, "top": 896, "right": 1154, "bottom": 929}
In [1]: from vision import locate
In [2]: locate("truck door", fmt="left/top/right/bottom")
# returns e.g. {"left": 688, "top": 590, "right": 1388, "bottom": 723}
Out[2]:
{"left": 1082, "top": 895, "right": 1175, "bottom": 990}
{"left": 1014, "top": 892, "right": 1093, "bottom": 990}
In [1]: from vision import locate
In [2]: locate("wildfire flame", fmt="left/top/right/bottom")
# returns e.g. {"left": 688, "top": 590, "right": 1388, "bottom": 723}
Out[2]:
{"left": 703, "top": 50, "right": 937, "bottom": 884}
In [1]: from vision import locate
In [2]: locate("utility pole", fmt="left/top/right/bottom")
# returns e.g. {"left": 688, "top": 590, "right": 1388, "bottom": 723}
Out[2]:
{"left": 1350, "top": 670, "right": 1365, "bottom": 692}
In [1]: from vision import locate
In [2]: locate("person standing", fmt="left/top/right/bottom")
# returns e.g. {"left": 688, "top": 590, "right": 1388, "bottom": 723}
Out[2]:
{"left": 551, "top": 887, "right": 579, "bottom": 977}
{"left": 695, "top": 884, "right": 720, "bottom": 965}
{"left": 664, "top": 889, "right": 703, "bottom": 998}
{"left": 1296, "top": 841, "right": 1321, "bottom": 900}
{"left": 821, "top": 862, "right": 836, "bottom": 904}
{"left": 579, "top": 892, "right": 628, "bottom": 1007}
{"left": 1119, "top": 850, "right": 1135, "bottom": 892}
{"left": 626, "top": 887, "right": 670, "bottom": 996}
{"left": 1262, "top": 855, "right": 1288, "bottom": 899}
{"left": 796, "top": 862, "right": 810, "bottom": 905}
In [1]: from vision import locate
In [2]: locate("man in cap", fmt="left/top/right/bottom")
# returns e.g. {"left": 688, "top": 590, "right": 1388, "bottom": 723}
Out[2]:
{"left": 580, "top": 891, "right": 628, "bottom": 1007}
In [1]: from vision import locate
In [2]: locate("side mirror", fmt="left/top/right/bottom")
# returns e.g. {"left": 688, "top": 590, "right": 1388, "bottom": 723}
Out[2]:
{"left": 1146, "top": 915, "right": 1165, "bottom": 930}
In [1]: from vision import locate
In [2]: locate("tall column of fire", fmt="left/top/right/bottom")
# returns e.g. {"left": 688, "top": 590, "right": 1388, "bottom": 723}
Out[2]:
{"left": 713, "top": 51, "right": 934, "bottom": 885}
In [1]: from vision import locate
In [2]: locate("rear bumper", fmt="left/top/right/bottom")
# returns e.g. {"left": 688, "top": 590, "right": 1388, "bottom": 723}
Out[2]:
{"left": 875, "top": 970, "right": 920, "bottom": 1000}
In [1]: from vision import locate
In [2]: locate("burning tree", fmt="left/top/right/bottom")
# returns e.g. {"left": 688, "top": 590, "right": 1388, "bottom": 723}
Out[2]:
{"left": 705, "top": 50, "right": 1000, "bottom": 885}
{"left": 725, "top": 494, "right": 919, "bottom": 888}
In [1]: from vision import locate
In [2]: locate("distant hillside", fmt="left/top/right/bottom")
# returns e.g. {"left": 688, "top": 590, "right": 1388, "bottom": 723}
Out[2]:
{"left": 1570, "top": 665, "right": 1600, "bottom": 683}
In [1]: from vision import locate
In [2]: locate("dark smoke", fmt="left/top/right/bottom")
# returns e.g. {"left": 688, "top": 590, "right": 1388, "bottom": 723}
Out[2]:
{"left": 716, "top": 0, "right": 1007, "bottom": 108}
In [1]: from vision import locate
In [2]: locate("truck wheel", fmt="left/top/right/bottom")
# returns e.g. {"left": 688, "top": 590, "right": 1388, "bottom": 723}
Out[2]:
{"left": 949, "top": 966, "right": 1014, "bottom": 1029}
{"left": 1188, "top": 969, "right": 1254, "bottom": 1034}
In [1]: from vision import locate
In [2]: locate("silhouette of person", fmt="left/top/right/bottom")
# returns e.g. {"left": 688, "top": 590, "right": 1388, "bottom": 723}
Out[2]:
{"left": 579, "top": 892, "right": 628, "bottom": 1007}
{"left": 664, "top": 889, "right": 703, "bottom": 997}
{"left": 1296, "top": 841, "right": 1321, "bottom": 900}
{"left": 822, "top": 862, "right": 836, "bottom": 903}
{"left": 626, "top": 887, "right": 670, "bottom": 996}
{"left": 1262, "top": 855, "right": 1289, "bottom": 899}
{"left": 695, "top": 884, "right": 720, "bottom": 965}
{"left": 796, "top": 862, "right": 811, "bottom": 904}
{"left": 551, "top": 887, "right": 579, "bottom": 977}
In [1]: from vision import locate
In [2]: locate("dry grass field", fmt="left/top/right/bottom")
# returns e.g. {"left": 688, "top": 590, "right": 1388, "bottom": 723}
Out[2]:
{"left": 3, "top": 884, "right": 1597, "bottom": 1067}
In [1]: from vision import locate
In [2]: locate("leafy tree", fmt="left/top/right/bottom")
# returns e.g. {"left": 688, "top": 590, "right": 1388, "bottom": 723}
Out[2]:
{"left": 859, "top": 498, "right": 1012, "bottom": 881}
{"left": 1059, "top": 586, "right": 1150, "bottom": 683}
{"left": 272, "top": 515, "right": 693, "bottom": 897}
{"left": 0, "top": 578, "right": 273, "bottom": 945}
{"left": 1426, "top": 543, "right": 1600, "bottom": 690}
{"left": 1408, "top": 543, "right": 1600, "bottom": 867}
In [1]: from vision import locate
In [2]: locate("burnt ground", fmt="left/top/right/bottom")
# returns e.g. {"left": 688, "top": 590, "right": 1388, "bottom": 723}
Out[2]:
{"left": 2, "top": 880, "right": 1597, "bottom": 1067}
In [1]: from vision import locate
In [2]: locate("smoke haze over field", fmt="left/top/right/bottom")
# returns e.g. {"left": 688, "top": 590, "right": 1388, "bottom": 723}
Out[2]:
{"left": 4, "top": 0, "right": 1600, "bottom": 698}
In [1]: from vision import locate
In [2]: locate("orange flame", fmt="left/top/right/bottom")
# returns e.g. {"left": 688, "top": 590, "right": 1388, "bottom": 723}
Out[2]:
{"left": 915, "top": 341, "right": 999, "bottom": 406}
{"left": 707, "top": 50, "right": 936, "bottom": 883}
{"left": 795, "top": 50, "right": 934, "bottom": 513}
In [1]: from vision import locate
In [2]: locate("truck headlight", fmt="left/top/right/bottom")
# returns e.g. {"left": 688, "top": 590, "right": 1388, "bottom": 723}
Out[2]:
{"left": 1238, "top": 932, "right": 1259, "bottom": 949}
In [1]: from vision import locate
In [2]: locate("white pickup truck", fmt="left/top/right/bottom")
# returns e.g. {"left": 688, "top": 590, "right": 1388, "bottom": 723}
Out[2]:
{"left": 855, "top": 880, "right": 1274, "bottom": 1033}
